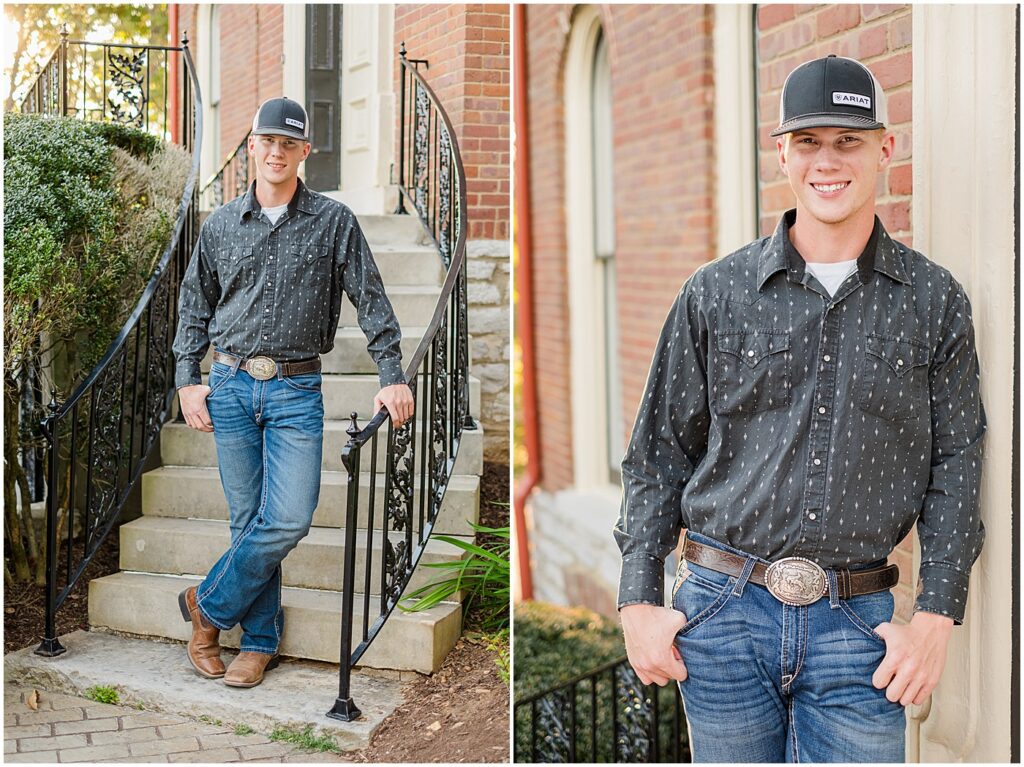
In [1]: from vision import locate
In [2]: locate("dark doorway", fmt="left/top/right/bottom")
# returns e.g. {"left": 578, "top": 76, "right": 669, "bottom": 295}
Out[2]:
{"left": 305, "top": 5, "right": 342, "bottom": 191}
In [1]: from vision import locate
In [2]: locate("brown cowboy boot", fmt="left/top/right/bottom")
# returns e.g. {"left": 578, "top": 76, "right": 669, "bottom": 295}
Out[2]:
{"left": 177, "top": 586, "right": 225, "bottom": 678}
{"left": 223, "top": 651, "right": 281, "bottom": 688}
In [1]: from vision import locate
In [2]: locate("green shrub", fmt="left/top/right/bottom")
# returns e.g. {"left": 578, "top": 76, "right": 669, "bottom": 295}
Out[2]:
{"left": 513, "top": 601, "right": 624, "bottom": 700}
{"left": 3, "top": 112, "right": 191, "bottom": 587}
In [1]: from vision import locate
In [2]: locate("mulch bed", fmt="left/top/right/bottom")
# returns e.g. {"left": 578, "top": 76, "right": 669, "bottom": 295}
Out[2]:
{"left": 4, "top": 533, "right": 121, "bottom": 655}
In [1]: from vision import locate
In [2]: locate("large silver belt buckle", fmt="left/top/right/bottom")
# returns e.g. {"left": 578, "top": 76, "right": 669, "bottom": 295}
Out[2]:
{"left": 245, "top": 356, "right": 277, "bottom": 380}
{"left": 765, "top": 557, "right": 827, "bottom": 606}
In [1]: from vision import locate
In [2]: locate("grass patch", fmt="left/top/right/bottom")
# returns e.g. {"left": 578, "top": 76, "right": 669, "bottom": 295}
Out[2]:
{"left": 234, "top": 723, "right": 256, "bottom": 736}
{"left": 198, "top": 714, "right": 223, "bottom": 727}
{"left": 84, "top": 685, "right": 119, "bottom": 705}
{"left": 269, "top": 724, "right": 341, "bottom": 753}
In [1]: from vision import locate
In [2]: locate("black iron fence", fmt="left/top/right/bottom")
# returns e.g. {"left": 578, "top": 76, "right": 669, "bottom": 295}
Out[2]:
{"left": 18, "top": 31, "right": 203, "bottom": 657}
{"left": 328, "top": 43, "right": 473, "bottom": 721}
{"left": 20, "top": 24, "right": 183, "bottom": 140}
{"left": 200, "top": 129, "right": 253, "bottom": 209}
{"left": 514, "top": 657, "right": 692, "bottom": 763}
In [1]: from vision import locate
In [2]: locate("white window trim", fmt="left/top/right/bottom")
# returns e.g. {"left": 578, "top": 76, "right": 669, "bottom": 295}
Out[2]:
{"left": 564, "top": 5, "right": 617, "bottom": 492}
{"left": 713, "top": 4, "right": 757, "bottom": 257}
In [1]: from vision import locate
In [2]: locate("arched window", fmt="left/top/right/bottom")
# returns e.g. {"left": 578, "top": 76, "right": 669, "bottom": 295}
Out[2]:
{"left": 564, "top": 8, "right": 621, "bottom": 489}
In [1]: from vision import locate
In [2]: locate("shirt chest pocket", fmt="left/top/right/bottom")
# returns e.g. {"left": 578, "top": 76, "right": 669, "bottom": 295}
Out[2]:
{"left": 712, "top": 330, "right": 791, "bottom": 415}
{"left": 219, "top": 245, "right": 255, "bottom": 286}
{"left": 856, "top": 334, "right": 930, "bottom": 422}
{"left": 286, "top": 245, "right": 332, "bottom": 286}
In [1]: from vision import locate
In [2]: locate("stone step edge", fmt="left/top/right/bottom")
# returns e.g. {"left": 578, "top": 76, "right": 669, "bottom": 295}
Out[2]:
{"left": 113, "top": 569, "right": 462, "bottom": 608}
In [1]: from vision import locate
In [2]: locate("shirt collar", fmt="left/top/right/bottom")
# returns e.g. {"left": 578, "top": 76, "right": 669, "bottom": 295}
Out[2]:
{"left": 757, "top": 209, "right": 910, "bottom": 292}
{"left": 239, "top": 177, "right": 317, "bottom": 223}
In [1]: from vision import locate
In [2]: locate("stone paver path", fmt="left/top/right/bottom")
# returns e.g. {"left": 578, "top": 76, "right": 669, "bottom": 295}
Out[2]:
{"left": 5, "top": 686, "right": 348, "bottom": 763}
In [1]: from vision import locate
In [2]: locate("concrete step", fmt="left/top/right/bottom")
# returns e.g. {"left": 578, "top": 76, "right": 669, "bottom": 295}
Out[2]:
{"left": 89, "top": 571, "right": 461, "bottom": 672}
{"left": 368, "top": 245, "right": 446, "bottom": 286}
{"left": 191, "top": 369, "right": 481, "bottom": 420}
{"left": 119, "top": 516, "right": 468, "bottom": 596}
{"left": 322, "top": 326, "right": 427, "bottom": 374}
{"left": 142, "top": 466, "right": 480, "bottom": 536}
{"left": 341, "top": 284, "right": 442, "bottom": 327}
{"left": 159, "top": 419, "right": 483, "bottom": 475}
{"left": 355, "top": 214, "right": 431, "bottom": 248}
{"left": 324, "top": 184, "right": 400, "bottom": 216}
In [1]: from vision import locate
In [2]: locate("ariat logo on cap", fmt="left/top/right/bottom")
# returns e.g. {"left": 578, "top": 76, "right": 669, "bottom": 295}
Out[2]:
{"left": 832, "top": 92, "right": 871, "bottom": 109}
{"left": 285, "top": 117, "right": 305, "bottom": 129}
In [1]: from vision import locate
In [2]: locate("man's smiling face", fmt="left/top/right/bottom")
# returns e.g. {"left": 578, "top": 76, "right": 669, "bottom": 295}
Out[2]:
{"left": 777, "top": 126, "right": 894, "bottom": 227}
{"left": 248, "top": 133, "right": 311, "bottom": 185}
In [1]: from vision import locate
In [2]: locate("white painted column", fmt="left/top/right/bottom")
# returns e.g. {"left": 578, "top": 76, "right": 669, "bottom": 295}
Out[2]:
{"left": 909, "top": 5, "right": 1015, "bottom": 762}
{"left": 712, "top": 4, "right": 758, "bottom": 257}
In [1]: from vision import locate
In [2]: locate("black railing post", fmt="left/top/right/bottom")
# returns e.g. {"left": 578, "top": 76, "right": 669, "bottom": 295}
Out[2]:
{"left": 395, "top": 42, "right": 408, "bottom": 215}
{"left": 58, "top": 23, "right": 69, "bottom": 116}
{"left": 328, "top": 412, "right": 364, "bottom": 722}
{"left": 35, "top": 391, "right": 66, "bottom": 657}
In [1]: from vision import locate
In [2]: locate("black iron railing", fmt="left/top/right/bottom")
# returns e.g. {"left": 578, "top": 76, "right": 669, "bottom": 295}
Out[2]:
{"left": 20, "top": 25, "right": 182, "bottom": 140}
{"left": 328, "top": 43, "right": 473, "bottom": 721}
{"left": 514, "top": 657, "right": 692, "bottom": 763}
{"left": 200, "top": 130, "right": 253, "bottom": 209}
{"left": 19, "top": 31, "right": 203, "bottom": 657}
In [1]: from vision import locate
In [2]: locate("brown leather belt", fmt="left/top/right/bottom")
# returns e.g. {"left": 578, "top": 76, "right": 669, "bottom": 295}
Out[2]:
{"left": 213, "top": 350, "right": 321, "bottom": 381}
{"left": 683, "top": 537, "right": 899, "bottom": 606}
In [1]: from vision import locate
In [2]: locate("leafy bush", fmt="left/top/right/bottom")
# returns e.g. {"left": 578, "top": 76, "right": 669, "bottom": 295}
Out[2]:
{"left": 513, "top": 601, "right": 624, "bottom": 700}
{"left": 3, "top": 112, "right": 190, "bottom": 586}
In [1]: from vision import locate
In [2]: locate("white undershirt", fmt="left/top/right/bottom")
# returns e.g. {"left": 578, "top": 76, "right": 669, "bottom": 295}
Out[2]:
{"left": 262, "top": 203, "right": 288, "bottom": 225}
{"left": 804, "top": 258, "right": 858, "bottom": 297}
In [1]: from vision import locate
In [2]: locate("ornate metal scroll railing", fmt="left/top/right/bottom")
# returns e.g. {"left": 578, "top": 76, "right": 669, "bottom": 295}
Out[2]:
{"left": 20, "top": 34, "right": 203, "bottom": 657}
{"left": 328, "top": 43, "right": 473, "bottom": 721}
{"left": 514, "top": 657, "right": 692, "bottom": 763}
{"left": 19, "top": 24, "right": 182, "bottom": 140}
{"left": 200, "top": 130, "right": 253, "bottom": 210}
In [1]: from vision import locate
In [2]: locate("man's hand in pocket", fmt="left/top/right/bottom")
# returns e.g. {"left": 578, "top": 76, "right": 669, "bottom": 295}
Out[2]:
{"left": 179, "top": 384, "right": 214, "bottom": 433}
{"left": 871, "top": 610, "right": 954, "bottom": 706}
{"left": 620, "top": 604, "right": 688, "bottom": 686}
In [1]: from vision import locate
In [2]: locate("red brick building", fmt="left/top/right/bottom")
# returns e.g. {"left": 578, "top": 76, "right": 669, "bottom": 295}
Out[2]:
{"left": 515, "top": 5, "right": 1015, "bottom": 757}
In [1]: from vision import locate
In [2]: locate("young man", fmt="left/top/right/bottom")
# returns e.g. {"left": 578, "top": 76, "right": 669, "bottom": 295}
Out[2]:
{"left": 614, "top": 56, "right": 985, "bottom": 762}
{"left": 172, "top": 97, "right": 414, "bottom": 688}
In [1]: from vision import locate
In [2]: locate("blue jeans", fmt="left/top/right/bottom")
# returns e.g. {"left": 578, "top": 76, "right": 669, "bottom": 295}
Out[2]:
{"left": 194, "top": 354, "right": 324, "bottom": 654}
{"left": 673, "top": 531, "right": 906, "bottom": 762}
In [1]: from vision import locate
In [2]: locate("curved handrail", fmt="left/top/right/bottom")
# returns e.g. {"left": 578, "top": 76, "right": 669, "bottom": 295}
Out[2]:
{"left": 329, "top": 44, "right": 472, "bottom": 721}
{"left": 30, "top": 36, "right": 203, "bottom": 656}
{"left": 47, "top": 62, "right": 202, "bottom": 419}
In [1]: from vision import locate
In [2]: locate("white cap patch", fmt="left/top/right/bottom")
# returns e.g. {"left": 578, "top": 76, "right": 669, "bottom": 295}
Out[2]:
{"left": 832, "top": 92, "right": 871, "bottom": 109}
{"left": 285, "top": 117, "right": 305, "bottom": 129}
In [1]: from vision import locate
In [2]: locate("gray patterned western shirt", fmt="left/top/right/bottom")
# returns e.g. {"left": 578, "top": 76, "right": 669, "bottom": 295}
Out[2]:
{"left": 615, "top": 210, "right": 985, "bottom": 624}
{"left": 173, "top": 179, "right": 404, "bottom": 389}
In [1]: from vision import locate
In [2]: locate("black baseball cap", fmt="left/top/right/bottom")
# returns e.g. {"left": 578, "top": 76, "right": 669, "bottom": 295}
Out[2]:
{"left": 771, "top": 55, "right": 887, "bottom": 137}
{"left": 251, "top": 97, "right": 310, "bottom": 141}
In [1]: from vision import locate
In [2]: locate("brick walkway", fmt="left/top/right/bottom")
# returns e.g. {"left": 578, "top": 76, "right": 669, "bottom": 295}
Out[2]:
{"left": 4, "top": 686, "right": 348, "bottom": 763}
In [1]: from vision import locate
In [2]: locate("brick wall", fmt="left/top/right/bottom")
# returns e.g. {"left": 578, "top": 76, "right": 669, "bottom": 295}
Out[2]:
{"left": 756, "top": 4, "right": 913, "bottom": 246}
{"left": 395, "top": 4, "right": 510, "bottom": 242}
{"left": 526, "top": 5, "right": 715, "bottom": 491}
{"left": 755, "top": 4, "right": 915, "bottom": 621}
